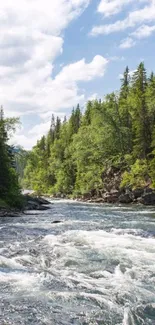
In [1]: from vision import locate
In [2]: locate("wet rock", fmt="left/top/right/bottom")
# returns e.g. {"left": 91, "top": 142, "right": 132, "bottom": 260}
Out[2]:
{"left": 24, "top": 195, "right": 51, "bottom": 211}
{"left": 65, "top": 260, "right": 79, "bottom": 267}
{"left": 35, "top": 197, "right": 51, "bottom": 205}
{"left": 0, "top": 209, "right": 20, "bottom": 218}
{"left": 24, "top": 195, "right": 50, "bottom": 205}
{"left": 144, "top": 188, "right": 153, "bottom": 194}
{"left": 140, "top": 192, "right": 155, "bottom": 205}
{"left": 51, "top": 220, "right": 62, "bottom": 224}
{"left": 119, "top": 193, "right": 133, "bottom": 204}
{"left": 104, "top": 190, "right": 119, "bottom": 203}
{"left": 132, "top": 188, "right": 144, "bottom": 199}
{"left": 36, "top": 205, "right": 51, "bottom": 211}
{"left": 82, "top": 193, "right": 92, "bottom": 200}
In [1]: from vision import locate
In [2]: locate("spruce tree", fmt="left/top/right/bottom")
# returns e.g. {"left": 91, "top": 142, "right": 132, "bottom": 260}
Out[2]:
{"left": 130, "top": 62, "right": 151, "bottom": 158}
{"left": 119, "top": 66, "right": 132, "bottom": 153}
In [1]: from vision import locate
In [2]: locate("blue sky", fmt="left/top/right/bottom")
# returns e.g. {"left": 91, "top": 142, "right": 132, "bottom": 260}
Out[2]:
{"left": 1, "top": 0, "right": 155, "bottom": 149}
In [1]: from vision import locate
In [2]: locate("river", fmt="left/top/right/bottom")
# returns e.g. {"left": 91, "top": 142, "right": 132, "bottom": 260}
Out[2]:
{"left": 0, "top": 200, "right": 155, "bottom": 324}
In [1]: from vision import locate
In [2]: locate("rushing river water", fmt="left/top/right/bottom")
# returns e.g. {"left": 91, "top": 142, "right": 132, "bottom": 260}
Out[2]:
{"left": 0, "top": 200, "right": 155, "bottom": 325}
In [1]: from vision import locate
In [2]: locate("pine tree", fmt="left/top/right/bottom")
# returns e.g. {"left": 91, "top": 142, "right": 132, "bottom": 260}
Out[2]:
{"left": 146, "top": 72, "right": 155, "bottom": 148}
{"left": 55, "top": 117, "right": 61, "bottom": 140}
{"left": 83, "top": 101, "right": 92, "bottom": 126}
{"left": 119, "top": 66, "right": 132, "bottom": 153}
{"left": 130, "top": 62, "right": 151, "bottom": 158}
{"left": 68, "top": 105, "right": 81, "bottom": 136}
{"left": 49, "top": 114, "right": 55, "bottom": 143}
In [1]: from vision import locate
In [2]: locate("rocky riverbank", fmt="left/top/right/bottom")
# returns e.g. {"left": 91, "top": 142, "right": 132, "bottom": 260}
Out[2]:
{"left": 0, "top": 195, "right": 51, "bottom": 217}
{"left": 75, "top": 165, "right": 155, "bottom": 206}
{"left": 76, "top": 188, "right": 155, "bottom": 205}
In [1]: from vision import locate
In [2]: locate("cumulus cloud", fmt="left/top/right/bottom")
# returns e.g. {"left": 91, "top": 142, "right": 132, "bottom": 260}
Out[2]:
{"left": 0, "top": 0, "right": 92, "bottom": 118}
{"left": 1, "top": 0, "right": 110, "bottom": 148}
{"left": 55, "top": 55, "right": 108, "bottom": 83}
{"left": 91, "top": 0, "right": 155, "bottom": 36}
{"left": 97, "top": 0, "right": 134, "bottom": 17}
{"left": 10, "top": 134, "right": 39, "bottom": 150}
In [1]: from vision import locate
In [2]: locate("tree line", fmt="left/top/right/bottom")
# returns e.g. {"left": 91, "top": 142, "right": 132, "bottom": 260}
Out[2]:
{"left": 23, "top": 62, "right": 155, "bottom": 196}
{"left": 0, "top": 109, "right": 22, "bottom": 207}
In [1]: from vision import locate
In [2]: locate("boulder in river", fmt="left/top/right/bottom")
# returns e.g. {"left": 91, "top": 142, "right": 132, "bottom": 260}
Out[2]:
{"left": 51, "top": 220, "right": 62, "bottom": 224}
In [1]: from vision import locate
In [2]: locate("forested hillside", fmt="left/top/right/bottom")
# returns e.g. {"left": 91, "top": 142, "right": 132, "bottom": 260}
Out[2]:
{"left": 23, "top": 63, "right": 155, "bottom": 199}
{"left": 0, "top": 109, "right": 22, "bottom": 207}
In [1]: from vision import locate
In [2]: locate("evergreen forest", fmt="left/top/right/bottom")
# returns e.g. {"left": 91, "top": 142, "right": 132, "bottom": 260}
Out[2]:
{"left": 0, "top": 109, "right": 22, "bottom": 207}
{"left": 23, "top": 63, "right": 155, "bottom": 198}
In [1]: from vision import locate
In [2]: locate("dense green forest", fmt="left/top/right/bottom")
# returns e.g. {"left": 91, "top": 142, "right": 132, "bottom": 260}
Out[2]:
{"left": 23, "top": 63, "right": 155, "bottom": 198}
{"left": 0, "top": 109, "right": 22, "bottom": 208}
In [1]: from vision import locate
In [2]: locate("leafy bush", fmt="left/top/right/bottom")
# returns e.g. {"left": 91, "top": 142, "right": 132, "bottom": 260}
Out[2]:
{"left": 121, "top": 159, "right": 149, "bottom": 189}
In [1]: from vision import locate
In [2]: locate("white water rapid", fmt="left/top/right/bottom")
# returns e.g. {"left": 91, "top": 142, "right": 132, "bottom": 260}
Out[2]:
{"left": 0, "top": 200, "right": 155, "bottom": 324}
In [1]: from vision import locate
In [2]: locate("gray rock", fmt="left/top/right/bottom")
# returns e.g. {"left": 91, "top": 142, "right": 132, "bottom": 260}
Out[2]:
{"left": 140, "top": 192, "right": 155, "bottom": 205}
{"left": 35, "top": 197, "right": 50, "bottom": 205}
{"left": 24, "top": 195, "right": 51, "bottom": 211}
{"left": 91, "top": 198, "right": 105, "bottom": 203}
{"left": 119, "top": 193, "right": 133, "bottom": 204}
{"left": 132, "top": 188, "right": 144, "bottom": 199}
{"left": 51, "top": 220, "right": 62, "bottom": 224}
{"left": 103, "top": 193, "right": 119, "bottom": 203}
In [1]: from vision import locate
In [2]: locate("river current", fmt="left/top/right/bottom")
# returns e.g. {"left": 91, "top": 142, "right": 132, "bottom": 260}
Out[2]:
{"left": 0, "top": 200, "right": 155, "bottom": 324}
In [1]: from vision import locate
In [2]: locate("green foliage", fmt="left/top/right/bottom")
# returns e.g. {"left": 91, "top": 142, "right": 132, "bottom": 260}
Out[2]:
{"left": 0, "top": 108, "right": 22, "bottom": 208}
{"left": 23, "top": 63, "right": 155, "bottom": 195}
{"left": 149, "top": 152, "right": 155, "bottom": 188}
{"left": 0, "top": 198, "right": 9, "bottom": 208}
{"left": 121, "top": 159, "right": 149, "bottom": 189}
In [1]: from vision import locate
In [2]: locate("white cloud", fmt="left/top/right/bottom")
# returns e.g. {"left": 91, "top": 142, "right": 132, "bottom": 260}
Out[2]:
{"left": 10, "top": 134, "right": 39, "bottom": 150}
{"left": 0, "top": 0, "right": 92, "bottom": 118}
{"left": 2, "top": 54, "right": 108, "bottom": 121}
{"left": 0, "top": 0, "right": 109, "bottom": 149}
{"left": 0, "top": 0, "right": 111, "bottom": 148}
{"left": 9, "top": 52, "right": 109, "bottom": 148}
{"left": 55, "top": 55, "right": 108, "bottom": 83}
{"left": 119, "top": 37, "right": 136, "bottom": 49}
{"left": 29, "top": 121, "right": 51, "bottom": 136}
{"left": 91, "top": 0, "right": 155, "bottom": 36}
{"left": 97, "top": 0, "right": 134, "bottom": 17}
{"left": 131, "top": 24, "right": 155, "bottom": 39}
